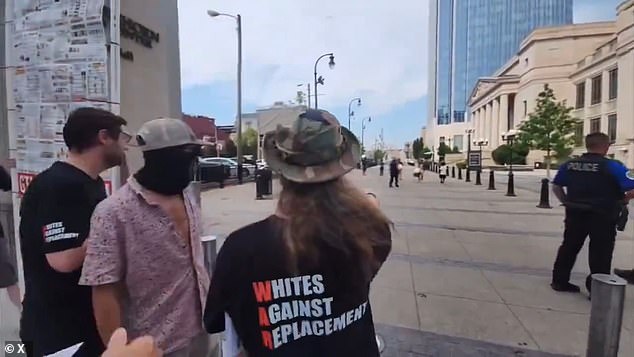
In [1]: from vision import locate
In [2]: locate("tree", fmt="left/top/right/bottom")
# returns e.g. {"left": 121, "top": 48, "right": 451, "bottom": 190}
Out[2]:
{"left": 239, "top": 128, "right": 259, "bottom": 156}
{"left": 373, "top": 149, "right": 386, "bottom": 162}
{"left": 412, "top": 138, "right": 426, "bottom": 160}
{"left": 517, "top": 84, "right": 580, "bottom": 177}
{"left": 222, "top": 139, "right": 237, "bottom": 157}
{"left": 437, "top": 142, "right": 451, "bottom": 157}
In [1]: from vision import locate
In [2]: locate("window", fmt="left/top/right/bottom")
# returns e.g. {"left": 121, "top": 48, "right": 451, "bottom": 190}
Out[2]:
{"left": 453, "top": 135, "right": 464, "bottom": 151}
{"left": 609, "top": 68, "right": 618, "bottom": 100}
{"left": 590, "top": 117, "right": 601, "bottom": 133}
{"left": 453, "top": 110, "right": 465, "bottom": 122}
{"left": 591, "top": 75, "right": 602, "bottom": 105}
{"left": 575, "top": 82, "right": 585, "bottom": 109}
{"left": 439, "top": 136, "right": 445, "bottom": 144}
{"left": 523, "top": 100, "right": 527, "bottom": 116}
{"left": 574, "top": 123, "right": 584, "bottom": 147}
{"left": 608, "top": 114, "right": 617, "bottom": 142}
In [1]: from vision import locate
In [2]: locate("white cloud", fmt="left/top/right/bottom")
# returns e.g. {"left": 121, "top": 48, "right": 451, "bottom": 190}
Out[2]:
{"left": 178, "top": 0, "right": 429, "bottom": 116}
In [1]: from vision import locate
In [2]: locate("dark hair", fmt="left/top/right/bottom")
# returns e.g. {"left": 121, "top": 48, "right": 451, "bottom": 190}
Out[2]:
{"left": 63, "top": 107, "right": 127, "bottom": 152}
{"left": 585, "top": 132, "right": 610, "bottom": 150}
{"left": 277, "top": 176, "right": 392, "bottom": 283}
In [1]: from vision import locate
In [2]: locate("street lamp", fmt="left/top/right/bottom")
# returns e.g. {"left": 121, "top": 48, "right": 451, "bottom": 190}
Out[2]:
{"left": 313, "top": 53, "right": 335, "bottom": 109}
{"left": 502, "top": 129, "right": 519, "bottom": 197}
{"left": 465, "top": 128, "right": 475, "bottom": 182}
{"left": 348, "top": 97, "right": 362, "bottom": 130}
{"left": 207, "top": 10, "right": 244, "bottom": 184}
{"left": 361, "top": 116, "right": 371, "bottom": 151}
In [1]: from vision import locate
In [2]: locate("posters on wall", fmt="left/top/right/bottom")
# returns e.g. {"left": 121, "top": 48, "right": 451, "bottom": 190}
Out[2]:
{"left": 9, "top": 0, "right": 111, "bottom": 195}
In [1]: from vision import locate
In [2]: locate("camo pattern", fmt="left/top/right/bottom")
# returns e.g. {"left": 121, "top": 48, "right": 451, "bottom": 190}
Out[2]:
{"left": 263, "top": 109, "right": 361, "bottom": 183}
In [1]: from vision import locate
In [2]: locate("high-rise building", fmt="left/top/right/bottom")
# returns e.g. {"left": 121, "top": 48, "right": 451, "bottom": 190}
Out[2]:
{"left": 426, "top": 0, "right": 572, "bottom": 150}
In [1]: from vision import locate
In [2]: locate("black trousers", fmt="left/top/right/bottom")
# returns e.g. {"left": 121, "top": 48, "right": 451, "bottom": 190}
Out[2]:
{"left": 389, "top": 174, "right": 399, "bottom": 187}
{"left": 552, "top": 209, "right": 617, "bottom": 290}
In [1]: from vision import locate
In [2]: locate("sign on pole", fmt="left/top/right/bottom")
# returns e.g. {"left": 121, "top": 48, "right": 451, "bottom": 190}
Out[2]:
{"left": 468, "top": 151, "right": 482, "bottom": 170}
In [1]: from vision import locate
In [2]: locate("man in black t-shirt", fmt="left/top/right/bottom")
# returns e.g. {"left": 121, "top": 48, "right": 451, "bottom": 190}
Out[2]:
{"left": 19, "top": 108, "right": 129, "bottom": 356}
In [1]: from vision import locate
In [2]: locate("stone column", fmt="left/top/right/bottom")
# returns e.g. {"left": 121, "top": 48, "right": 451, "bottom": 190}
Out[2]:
{"left": 500, "top": 94, "right": 509, "bottom": 136}
{"left": 492, "top": 98, "right": 500, "bottom": 148}
{"left": 485, "top": 102, "right": 493, "bottom": 145}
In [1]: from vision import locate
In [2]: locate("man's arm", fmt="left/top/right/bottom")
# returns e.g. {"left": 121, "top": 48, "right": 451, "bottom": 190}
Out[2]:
{"left": 46, "top": 243, "right": 86, "bottom": 273}
{"left": 552, "top": 184, "right": 567, "bottom": 204}
{"left": 93, "top": 283, "right": 123, "bottom": 345}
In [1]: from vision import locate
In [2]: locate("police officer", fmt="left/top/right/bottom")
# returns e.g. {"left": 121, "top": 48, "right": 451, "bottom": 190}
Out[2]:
{"left": 551, "top": 132, "right": 634, "bottom": 294}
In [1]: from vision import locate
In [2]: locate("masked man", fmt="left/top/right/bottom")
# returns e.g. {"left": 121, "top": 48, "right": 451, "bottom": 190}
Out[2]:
{"left": 80, "top": 118, "right": 211, "bottom": 356}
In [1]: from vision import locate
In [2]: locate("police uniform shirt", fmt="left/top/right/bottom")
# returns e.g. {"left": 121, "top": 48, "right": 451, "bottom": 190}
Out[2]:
{"left": 19, "top": 162, "right": 106, "bottom": 356}
{"left": 553, "top": 154, "right": 634, "bottom": 208}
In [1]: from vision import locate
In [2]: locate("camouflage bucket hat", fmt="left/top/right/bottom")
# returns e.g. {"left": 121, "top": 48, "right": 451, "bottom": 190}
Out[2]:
{"left": 262, "top": 109, "right": 361, "bottom": 183}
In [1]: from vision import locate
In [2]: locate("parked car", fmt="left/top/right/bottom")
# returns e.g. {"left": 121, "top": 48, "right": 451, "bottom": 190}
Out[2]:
{"left": 406, "top": 158, "right": 416, "bottom": 166}
{"left": 199, "top": 157, "right": 256, "bottom": 178}
{"left": 256, "top": 159, "right": 268, "bottom": 170}
{"left": 195, "top": 161, "right": 230, "bottom": 184}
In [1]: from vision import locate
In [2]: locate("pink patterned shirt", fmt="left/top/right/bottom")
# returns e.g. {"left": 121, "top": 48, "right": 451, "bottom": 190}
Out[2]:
{"left": 80, "top": 177, "right": 210, "bottom": 353}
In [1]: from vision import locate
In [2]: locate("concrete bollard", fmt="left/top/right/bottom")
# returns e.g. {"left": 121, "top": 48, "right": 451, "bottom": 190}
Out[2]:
{"left": 452, "top": 166, "right": 456, "bottom": 178}
{"left": 475, "top": 170, "right": 482, "bottom": 185}
{"left": 458, "top": 168, "right": 463, "bottom": 180}
{"left": 587, "top": 274, "right": 627, "bottom": 357}
{"left": 488, "top": 170, "right": 495, "bottom": 190}
{"left": 537, "top": 178, "right": 552, "bottom": 209}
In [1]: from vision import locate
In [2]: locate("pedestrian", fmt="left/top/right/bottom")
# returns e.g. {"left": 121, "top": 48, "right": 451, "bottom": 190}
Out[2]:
{"left": 551, "top": 132, "right": 634, "bottom": 294}
{"left": 398, "top": 159, "right": 404, "bottom": 180}
{"left": 0, "top": 164, "right": 21, "bottom": 312}
{"left": 379, "top": 160, "right": 384, "bottom": 176}
{"left": 413, "top": 164, "right": 422, "bottom": 182}
{"left": 80, "top": 118, "right": 211, "bottom": 356}
{"left": 389, "top": 158, "right": 399, "bottom": 187}
{"left": 18, "top": 108, "right": 129, "bottom": 356}
{"left": 361, "top": 154, "right": 368, "bottom": 175}
{"left": 204, "top": 109, "right": 392, "bottom": 356}
{"left": 439, "top": 162, "right": 448, "bottom": 183}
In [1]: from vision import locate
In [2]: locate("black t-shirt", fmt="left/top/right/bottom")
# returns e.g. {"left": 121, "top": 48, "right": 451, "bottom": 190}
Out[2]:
{"left": 19, "top": 162, "right": 106, "bottom": 356}
{"left": 204, "top": 215, "right": 391, "bottom": 357}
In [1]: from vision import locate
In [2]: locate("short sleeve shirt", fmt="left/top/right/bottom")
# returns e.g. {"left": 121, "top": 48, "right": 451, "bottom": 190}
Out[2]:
{"left": 18, "top": 161, "right": 106, "bottom": 354}
{"left": 204, "top": 216, "right": 391, "bottom": 357}
{"left": 79, "top": 177, "right": 210, "bottom": 354}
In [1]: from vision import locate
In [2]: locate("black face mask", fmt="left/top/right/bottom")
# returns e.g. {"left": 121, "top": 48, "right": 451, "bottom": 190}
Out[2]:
{"left": 135, "top": 145, "right": 199, "bottom": 195}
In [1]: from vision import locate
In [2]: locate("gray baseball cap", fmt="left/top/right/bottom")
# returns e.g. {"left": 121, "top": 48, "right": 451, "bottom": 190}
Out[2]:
{"left": 134, "top": 118, "right": 204, "bottom": 152}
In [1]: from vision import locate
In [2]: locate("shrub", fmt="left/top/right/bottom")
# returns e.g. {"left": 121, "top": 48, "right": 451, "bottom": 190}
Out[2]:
{"left": 492, "top": 145, "right": 527, "bottom": 165}
{"left": 455, "top": 160, "right": 467, "bottom": 169}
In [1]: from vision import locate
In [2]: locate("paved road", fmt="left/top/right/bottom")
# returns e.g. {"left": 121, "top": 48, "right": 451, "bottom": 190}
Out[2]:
{"left": 201, "top": 167, "right": 634, "bottom": 356}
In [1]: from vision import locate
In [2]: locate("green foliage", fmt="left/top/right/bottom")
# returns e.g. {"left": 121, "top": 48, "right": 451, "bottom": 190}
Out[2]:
{"left": 222, "top": 139, "right": 237, "bottom": 157}
{"left": 412, "top": 138, "right": 425, "bottom": 160}
{"left": 373, "top": 149, "right": 386, "bottom": 162}
{"left": 492, "top": 144, "right": 528, "bottom": 165}
{"left": 517, "top": 84, "right": 580, "bottom": 168}
{"left": 452, "top": 146, "right": 461, "bottom": 153}
{"left": 437, "top": 142, "right": 452, "bottom": 156}
{"left": 239, "top": 128, "right": 259, "bottom": 156}
{"left": 455, "top": 160, "right": 467, "bottom": 169}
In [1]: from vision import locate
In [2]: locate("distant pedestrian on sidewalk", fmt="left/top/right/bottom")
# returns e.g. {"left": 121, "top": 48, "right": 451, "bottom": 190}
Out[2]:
{"left": 439, "top": 162, "right": 448, "bottom": 183}
{"left": 80, "top": 119, "right": 212, "bottom": 356}
{"left": 389, "top": 158, "right": 399, "bottom": 187}
{"left": 0, "top": 164, "right": 21, "bottom": 312}
{"left": 413, "top": 164, "right": 422, "bottom": 182}
{"left": 551, "top": 132, "right": 634, "bottom": 294}
{"left": 204, "top": 109, "right": 392, "bottom": 356}
{"left": 398, "top": 159, "right": 404, "bottom": 180}
{"left": 18, "top": 108, "right": 129, "bottom": 356}
{"left": 379, "top": 160, "right": 384, "bottom": 176}
{"left": 361, "top": 155, "right": 368, "bottom": 175}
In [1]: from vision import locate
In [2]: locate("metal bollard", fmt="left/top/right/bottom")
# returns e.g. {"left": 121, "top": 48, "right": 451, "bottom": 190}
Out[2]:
{"left": 475, "top": 170, "right": 482, "bottom": 185}
{"left": 465, "top": 168, "right": 471, "bottom": 182}
{"left": 451, "top": 166, "right": 456, "bottom": 178}
{"left": 488, "top": 170, "right": 495, "bottom": 190}
{"left": 537, "top": 178, "right": 552, "bottom": 208}
{"left": 458, "top": 168, "right": 463, "bottom": 180}
{"left": 587, "top": 274, "right": 626, "bottom": 357}
{"left": 505, "top": 172, "right": 516, "bottom": 197}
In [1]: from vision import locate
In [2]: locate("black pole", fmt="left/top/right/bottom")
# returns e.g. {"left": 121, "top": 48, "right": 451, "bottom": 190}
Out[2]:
{"left": 458, "top": 167, "right": 462, "bottom": 180}
{"left": 488, "top": 170, "right": 495, "bottom": 190}
{"left": 452, "top": 166, "right": 456, "bottom": 178}
{"left": 466, "top": 132, "right": 471, "bottom": 182}
{"left": 537, "top": 178, "right": 552, "bottom": 208}
{"left": 475, "top": 170, "right": 482, "bottom": 185}
{"left": 506, "top": 138, "right": 516, "bottom": 197}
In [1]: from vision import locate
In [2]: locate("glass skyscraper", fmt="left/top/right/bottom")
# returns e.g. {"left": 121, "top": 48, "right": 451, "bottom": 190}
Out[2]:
{"left": 428, "top": 0, "right": 573, "bottom": 126}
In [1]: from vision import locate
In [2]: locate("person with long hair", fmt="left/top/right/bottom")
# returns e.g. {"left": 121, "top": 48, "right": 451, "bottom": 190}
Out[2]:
{"left": 204, "top": 109, "right": 392, "bottom": 356}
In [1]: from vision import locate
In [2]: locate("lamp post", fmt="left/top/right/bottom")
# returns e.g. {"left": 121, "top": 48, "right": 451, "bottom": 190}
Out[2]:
{"left": 313, "top": 53, "right": 335, "bottom": 109}
{"left": 207, "top": 10, "right": 244, "bottom": 184}
{"left": 348, "top": 97, "right": 362, "bottom": 131}
{"left": 361, "top": 116, "right": 371, "bottom": 151}
{"left": 502, "top": 129, "right": 519, "bottom": 197}
{"left": 473, "top": 138, "right": 489, "bottom": 170}
{"left": 465, "top": 129, "right": 475, "bottom": 182}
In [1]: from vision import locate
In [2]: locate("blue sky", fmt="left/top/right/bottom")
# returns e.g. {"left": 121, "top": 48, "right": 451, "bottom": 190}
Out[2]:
{"left": 180, "top": 0, "right": 620, "bottom": 149}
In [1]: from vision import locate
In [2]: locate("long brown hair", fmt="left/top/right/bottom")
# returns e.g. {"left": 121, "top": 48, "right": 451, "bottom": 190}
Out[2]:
{"left": 276, "top": 176, "right": 392, "bottom": 282}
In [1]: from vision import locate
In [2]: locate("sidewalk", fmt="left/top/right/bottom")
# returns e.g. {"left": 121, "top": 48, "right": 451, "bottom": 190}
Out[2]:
{"left": 203, "top": 167, "right": 634, "bottom": 356}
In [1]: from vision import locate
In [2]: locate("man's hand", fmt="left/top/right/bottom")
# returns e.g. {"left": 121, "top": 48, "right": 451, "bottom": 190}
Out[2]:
{"left": 102, "top": 328, "right": 162, "bottom": 357}
{"left": 625, "top": 189, "right": 634, "bottom": 201}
